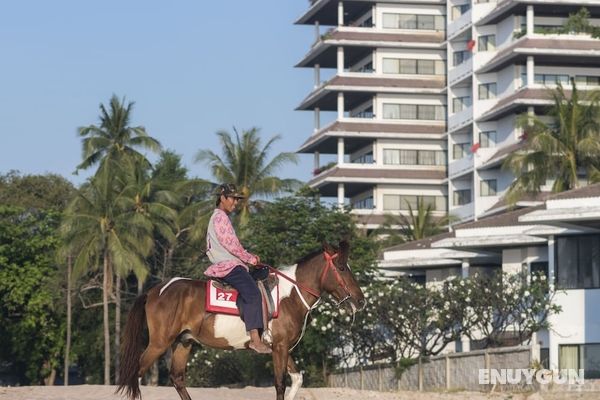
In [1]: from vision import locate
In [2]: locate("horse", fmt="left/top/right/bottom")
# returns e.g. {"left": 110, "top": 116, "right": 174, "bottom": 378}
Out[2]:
{"left": 116, "top": 240, "right": 366, "bottom": 400}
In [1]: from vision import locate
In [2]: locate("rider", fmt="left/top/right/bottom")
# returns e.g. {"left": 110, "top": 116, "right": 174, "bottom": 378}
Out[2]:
{"left": 205, "top": 183, "right": 272, "bottom": 354}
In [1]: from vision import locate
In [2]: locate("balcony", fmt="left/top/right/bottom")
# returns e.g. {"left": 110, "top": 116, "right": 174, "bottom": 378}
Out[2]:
{"left": 477, "top": 35, "right": 600, "bottom": 74}
{"left": 448, "top": 57, "right": 473, "bottom": 87}
{"left": 450, "top": 202, "right": 475, "bottom": 221}
{"left": 298, "top": 120, "right": 446, "bottom": 153}
{"left": 448, "top": 9, "right": 472, "bottom": 40}
{"left": 449, "top": 155, "right": 474, "bottom": 179}
{"left": 297, "top": 74, "right": 446, "bottom": 111}
{"left": 296, "top": 28, "right": 446, "bottom": 68}
{"left": 309, "top": 165, "right": 447, "bottom": 196}
{"left": 448, "top": 107, "right": 473, "bottom": 133}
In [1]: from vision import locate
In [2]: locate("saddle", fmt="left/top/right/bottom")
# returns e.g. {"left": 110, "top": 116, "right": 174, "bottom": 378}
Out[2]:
{"left": 205, "top": 273, "right": 280, "bottom": 320}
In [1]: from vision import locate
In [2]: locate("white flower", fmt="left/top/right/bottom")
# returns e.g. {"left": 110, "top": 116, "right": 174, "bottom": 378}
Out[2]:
{"left": 520, "top": 313, "right": 527, "bottom": 319}
{"left": 321, "top": 326, "right": 327, "bottom": 332}
{"left": 345, "top": 316, "right": 351, "bottom": 322}
{"left": 524, "top": 290, "right": 530, "bottom": 297}
{"left": 465, "top": 297, "right": 470, "bottom": 303}
{"left": 541, "top": 275, "right": 546, "bottom": 281}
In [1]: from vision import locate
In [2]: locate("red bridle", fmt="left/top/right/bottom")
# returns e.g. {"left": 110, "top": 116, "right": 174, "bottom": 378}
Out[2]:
{"left": 267, "top": 251, "right": 353, "bottom": 306}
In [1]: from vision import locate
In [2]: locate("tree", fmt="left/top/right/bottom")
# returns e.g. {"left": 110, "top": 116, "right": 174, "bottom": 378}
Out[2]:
{"left": 60, "top": 162, "right": 154, "bottom": 384}
{"left": 195, "top": 127, "right": 301, "bottom": 227}
{"left": 503, "top": 81, "right": 600, "bottom": 203}
{"left": 76, "top": 95, "right": 162, "bottom": 172}
{"left": 0, "top": 206, "right": 64, "bottom": 384}
{"left": 0, "top": 171, "right": 76, "bottom": 210}
{"left": 375, "top": 199, "right": 455, "bottom": 247}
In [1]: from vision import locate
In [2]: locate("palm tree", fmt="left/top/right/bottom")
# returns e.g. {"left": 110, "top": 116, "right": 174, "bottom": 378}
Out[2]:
{"left": 376, "top": 199, "right": 455, "bottom": 247}
{"left": 195, "top": 127, "right": 301, "bottom": 227}
{"left": 503, "top": 81, "right": 600, "bottom": 203}
{"left": 60, "top": 161, "right": 154, "bottom": 384}
{"left": 76, "top": 95, "right": 162, "bottom": 172}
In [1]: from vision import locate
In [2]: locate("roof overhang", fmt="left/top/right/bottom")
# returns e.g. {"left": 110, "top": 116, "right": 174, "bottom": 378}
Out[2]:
{"left": 477, "top": 1, "right": 600, "bottom": 27}
{"left": 432, "top": 234, "right": 547, "bottom": 248}
{"left": 519, "top": 207, "right": 600, "bottom": 223}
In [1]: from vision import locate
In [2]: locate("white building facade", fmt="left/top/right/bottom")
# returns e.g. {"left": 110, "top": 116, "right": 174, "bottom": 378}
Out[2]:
{"left": 380, "top": 184, "right": 600, "bottom": 378}
{"left": 297, "top": 0, "right": 600, "bottom": 227}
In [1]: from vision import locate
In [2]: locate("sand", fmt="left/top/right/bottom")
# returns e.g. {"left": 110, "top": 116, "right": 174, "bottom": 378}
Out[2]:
{"left": 0, "top": 385, "right": 597, "bottom": 400}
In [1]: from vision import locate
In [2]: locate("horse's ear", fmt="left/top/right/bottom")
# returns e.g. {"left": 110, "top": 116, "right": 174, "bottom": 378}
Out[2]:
{"left": 338, "top": 240, "right": 350, "bottom": 264}
{"left": 322, "top": 240, "right": 334, "bottom": 255}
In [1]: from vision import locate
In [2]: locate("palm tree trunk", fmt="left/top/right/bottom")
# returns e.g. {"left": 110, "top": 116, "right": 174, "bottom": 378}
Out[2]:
{"left": 114, "top": 273, "right": 121, "bottom": 383}
{"left": 103, "top": 253, "right": 111, "bottom": 385}
{"left": 64, "top": 255, "right": 72, "bottom": 386}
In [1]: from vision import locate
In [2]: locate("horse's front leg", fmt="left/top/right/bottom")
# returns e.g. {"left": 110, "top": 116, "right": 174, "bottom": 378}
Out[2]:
{"left": 272, "top": 342, "right": 289, "bottom": 400}
{"left": 286, "top": 356, "right": 303, "bottom": 400}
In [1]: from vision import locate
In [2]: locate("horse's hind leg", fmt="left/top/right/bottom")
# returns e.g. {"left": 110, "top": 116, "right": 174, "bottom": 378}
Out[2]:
{"left": 170, "top": 341, "right": 193, "bottom": 400}
{"left": 139, "top": 342, "right": 169, "bottom": 379}
{"left": 286, "top": 356, "right": 303, "bottom": 400}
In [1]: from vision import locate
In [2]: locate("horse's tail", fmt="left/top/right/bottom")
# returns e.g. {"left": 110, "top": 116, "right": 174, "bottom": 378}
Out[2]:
{"left": 116, "top": 293, "right": 147, "bottom": 400}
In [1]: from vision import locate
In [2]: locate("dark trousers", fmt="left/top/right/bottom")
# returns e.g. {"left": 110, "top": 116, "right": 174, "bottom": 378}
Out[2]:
{"left": 222, "top": 266, "right": 268, "bottom": 332}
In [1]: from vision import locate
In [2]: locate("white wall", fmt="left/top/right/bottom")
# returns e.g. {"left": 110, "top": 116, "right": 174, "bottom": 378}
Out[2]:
{"left": 496, "top": 15, "right": 517, "bottom": 48}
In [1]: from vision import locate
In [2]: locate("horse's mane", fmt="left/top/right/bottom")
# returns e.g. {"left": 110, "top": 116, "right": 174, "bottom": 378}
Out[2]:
{"left": 294, "top": 247, "right": 325, "bottom": 266}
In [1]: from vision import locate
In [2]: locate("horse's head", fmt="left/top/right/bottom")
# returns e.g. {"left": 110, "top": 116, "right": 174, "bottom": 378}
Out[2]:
{"left": 319, "top": 240, "right": 366, "bottom": 314}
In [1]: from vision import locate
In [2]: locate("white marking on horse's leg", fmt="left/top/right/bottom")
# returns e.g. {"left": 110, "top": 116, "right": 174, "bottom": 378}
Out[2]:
{"left": 286, "top": 372, "right": 303, "bottom": 400}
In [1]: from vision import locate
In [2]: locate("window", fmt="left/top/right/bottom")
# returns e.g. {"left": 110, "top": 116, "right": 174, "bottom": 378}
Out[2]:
{"left": 453, "top": 51, "right": 471, "bottom": 66}
{"left": 480, "top": 179, "right": 497, "bottom": 196}
{"left": 351, "top": 152, "right": 373, "bottom": 163}
{"left": 556, "top": 234, "right": 600, "bottom": 289}
{"left": 382, "top": 13, "right": 445, "bottom": 31}
{"left": 453, "top": 96, "right": 471, "bottom": 113}
{"left": 535, "top": 74, "right": 569, "bottom": 85}
{"left": 451, "top": 4, "right": 471, "bottom": 20}
{"left": 559, "top": 344, "right": 600, "bottom": 379}
{"left": 576, "top": 75, "right": 600, "bottom": 86}
{"left": 453, "top": 189, "right": 471, "bottom": 206}
{"left": 382, "top": 58, "right": 445, "bottom": 75}
{"left": 382, "top": 104, "right": 445, "bottom": 121}
{"left": 383, "top": 149, "right": 446, "bottom": 165}
{"left": 479, "top": 131, "right": 496, "bottom": 148}
{"left": 453, "top": 143, "right": 471, "bottom": 159}
{"left": 479, "top": 83, "right": 497, "bottom": 100}
{"left": 382, "top": 195, "right": 447, "bottom": 211}
{"left": 478, "top": 35, "right": 496, "bottom": 51}
{"left": 352, "top": 197, "right": 373, "bottom": 209}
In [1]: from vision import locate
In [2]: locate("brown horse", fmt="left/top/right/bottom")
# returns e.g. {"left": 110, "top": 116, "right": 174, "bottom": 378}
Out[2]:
{"left": 116, "top": 241, "right": 365, "bottom": 400}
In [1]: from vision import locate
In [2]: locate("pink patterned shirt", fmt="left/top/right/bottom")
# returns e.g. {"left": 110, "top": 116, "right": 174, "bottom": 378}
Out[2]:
{"left": 204, "top": 209, "right": 258, "bottom": 278}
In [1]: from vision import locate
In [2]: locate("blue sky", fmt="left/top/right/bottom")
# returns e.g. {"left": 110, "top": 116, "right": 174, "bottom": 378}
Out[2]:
{"left": 0, "top": 1, "right": 319, "bottom": 186}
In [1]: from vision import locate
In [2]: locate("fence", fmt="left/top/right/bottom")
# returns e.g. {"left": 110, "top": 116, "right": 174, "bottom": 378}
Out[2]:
{"left": 328, "top": 345, "right": 533, "bottom": 392}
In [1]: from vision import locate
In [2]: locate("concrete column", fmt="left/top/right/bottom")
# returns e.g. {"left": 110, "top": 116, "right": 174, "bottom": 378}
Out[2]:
{"left": 547, "top": 235, "right": 558, "bottom": 369}
{"left": 315, "top": 21, "right": 320, "bottom": 43}
{"left": 337, "top": 183, "right": 345, "bottom": 207}
{"left": 314, "top": 64, "right": 320, "bottom": 88}
{"left": 338, "top": 2, "right": 344, "bottom": 26}
{"left": 314, "top": 107, "right": 320, "bottom": 132}
{"left": 461, "top": 259, "right": 471, "bottom": 352}
{"left": 337, "top": 92, "right": 345, "bottom": 119}
{"left": 337, "top": 137, "right": 345, "bottom": 164}
{"left": 372, "top": 140, "right": 377, "bottom": 164}
{"left": 526, "top": 56, "right": 534, "bottom": 87}
{"left": 372, "top": 186, "right": 377, "bottom": 209}
{"left": 372, "top": 94, "right": 377, "bottom": 119}
{"left": 337, "top": 46, "right": 345, "bottom": 73}
{"left": 526, "top": 6, "right": 534, "bottom": 35}
{"left": 314, "top": 152, "right": 320, "bottom": 170}
{"left": 372, "top": 5, "right": 377, "bottom": 27}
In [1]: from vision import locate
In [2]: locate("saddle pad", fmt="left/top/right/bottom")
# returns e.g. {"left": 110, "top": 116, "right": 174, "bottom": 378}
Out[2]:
{"left": 205, "top": 275, "right": 280, "bottom": 317}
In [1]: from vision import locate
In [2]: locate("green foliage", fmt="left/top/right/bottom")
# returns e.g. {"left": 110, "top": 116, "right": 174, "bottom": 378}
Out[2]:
{"left": 0, "top": 171, "right": 76, "bottom": 211}
{"left": 0, "top": 206, "right": 64, "bottom": 383}
{"left": 195, "top": 127, "right": 302, "bottom": 227}
{"left": 76, "top": 95, "right": 162, "bottom": 172}
{"left": 152, "top": 150, "right": 189, "bottom": 184}
{"left": 503, "top": 80, "right": 600, "bottom": 203}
